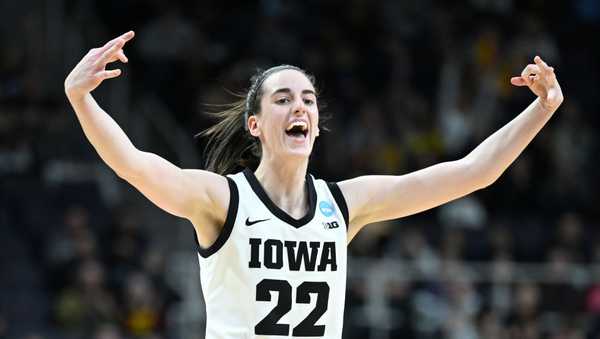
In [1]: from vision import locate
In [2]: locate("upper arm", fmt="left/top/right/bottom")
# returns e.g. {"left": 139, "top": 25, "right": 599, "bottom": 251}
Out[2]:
{"left": 338, "top": 158, "right": 489, "bottom": 240}
{"left": 118, "top": 150, "right": 230, "bottom": 224}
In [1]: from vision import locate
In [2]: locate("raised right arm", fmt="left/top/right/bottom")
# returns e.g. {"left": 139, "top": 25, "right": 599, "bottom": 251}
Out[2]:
{"left": 64, "top": 31, "right": 229, "bottom": 246}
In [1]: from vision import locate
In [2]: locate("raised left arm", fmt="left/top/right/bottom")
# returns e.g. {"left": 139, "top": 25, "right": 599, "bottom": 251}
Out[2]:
{"left": 341, "top": 56, "right": 563, "bottom": 242}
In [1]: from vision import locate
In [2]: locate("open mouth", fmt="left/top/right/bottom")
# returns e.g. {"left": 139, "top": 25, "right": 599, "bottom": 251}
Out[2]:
{"left": 285, "top": 121, "right": 308, "bottom": 138}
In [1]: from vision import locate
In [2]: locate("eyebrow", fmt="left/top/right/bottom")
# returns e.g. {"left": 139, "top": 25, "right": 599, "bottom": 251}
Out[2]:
{"left": 270, "top": 88, "right": 316, "bottom": 96}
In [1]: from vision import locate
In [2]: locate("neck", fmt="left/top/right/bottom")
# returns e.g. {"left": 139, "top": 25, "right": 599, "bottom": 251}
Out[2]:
{"left": 254, "top": 154, "right": 309, "bottom": 219}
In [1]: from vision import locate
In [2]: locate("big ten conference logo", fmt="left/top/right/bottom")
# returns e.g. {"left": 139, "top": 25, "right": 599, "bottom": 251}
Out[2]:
{"left": 323, "top": 221, "right": 340, "bottom": 229}
{"left": 319, "top": 200, "right": 335, "bottom": 217}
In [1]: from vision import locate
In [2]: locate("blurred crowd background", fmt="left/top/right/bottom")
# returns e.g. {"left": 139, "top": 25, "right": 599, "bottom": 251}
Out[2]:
{"left": 1, "top": 0, "right": 599, "bottom": 338}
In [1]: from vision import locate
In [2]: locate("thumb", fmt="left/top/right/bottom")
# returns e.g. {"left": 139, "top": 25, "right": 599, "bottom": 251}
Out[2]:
{"left": 510, "top": 76, "right": 527, "bottom": 86}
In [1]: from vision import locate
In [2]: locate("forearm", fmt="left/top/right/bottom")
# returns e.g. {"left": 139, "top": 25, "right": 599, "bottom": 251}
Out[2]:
{"left": 67, "top": 92, "right": 141, "bottom": 177}
{"left": 465, "top": 97, "right": 556, "bottom": 186}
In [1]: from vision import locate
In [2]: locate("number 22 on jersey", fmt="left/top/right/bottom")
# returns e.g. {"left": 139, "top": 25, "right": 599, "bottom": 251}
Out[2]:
{"left": 255, "top": 279, "right": 329, "bottom": 337}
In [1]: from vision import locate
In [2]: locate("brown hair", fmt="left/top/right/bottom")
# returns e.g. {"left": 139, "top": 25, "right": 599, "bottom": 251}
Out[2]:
{"left": 198, "top": 65, "right": 319, "bottom": 175}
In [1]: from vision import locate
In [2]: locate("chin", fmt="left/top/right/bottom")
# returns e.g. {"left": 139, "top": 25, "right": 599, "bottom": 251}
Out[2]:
{"left": 283, "top": 146, "right": 313, "bottom": 159}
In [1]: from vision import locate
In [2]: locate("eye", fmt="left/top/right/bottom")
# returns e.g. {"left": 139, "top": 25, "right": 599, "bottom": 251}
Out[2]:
{"left": 303, "top": 98, "right": 315, "bottom": 105}
{"left": 276, "top": 97, "right": 290, "bottom": 104}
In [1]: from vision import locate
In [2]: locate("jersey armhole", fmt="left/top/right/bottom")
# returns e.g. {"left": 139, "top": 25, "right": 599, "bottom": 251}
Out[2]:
{"left": 196, "top": 176, "right": 239, "bottom": 258}
{"left": 327, "top": 181, "right": 349, "bottom": 229}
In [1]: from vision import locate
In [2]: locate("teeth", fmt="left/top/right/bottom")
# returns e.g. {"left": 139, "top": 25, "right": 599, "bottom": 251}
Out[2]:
{"left": 286, "top": 120, "right": 308, "bottom": 131}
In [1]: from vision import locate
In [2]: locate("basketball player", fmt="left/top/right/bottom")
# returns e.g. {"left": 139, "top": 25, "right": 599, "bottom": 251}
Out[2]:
{"left": 64, "top": 31, "right": 563, "bottom": 338}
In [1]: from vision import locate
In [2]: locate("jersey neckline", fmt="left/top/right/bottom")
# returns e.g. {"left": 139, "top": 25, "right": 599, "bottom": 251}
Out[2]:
{"left": 242, "top": 168, "right": 317, "bottom": 228}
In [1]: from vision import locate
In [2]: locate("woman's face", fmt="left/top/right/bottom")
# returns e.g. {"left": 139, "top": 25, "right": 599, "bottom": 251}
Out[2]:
{"left": 248, "top": 69, "right": 319, "bottom": 160}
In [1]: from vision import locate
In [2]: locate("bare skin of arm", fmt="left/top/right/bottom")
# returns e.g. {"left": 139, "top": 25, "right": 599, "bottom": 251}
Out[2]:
{"left": 341, "top": 56, "right": 564, "bottom": 242}
{"left": 64, "top": 31, "right": 229, "bottom": 247}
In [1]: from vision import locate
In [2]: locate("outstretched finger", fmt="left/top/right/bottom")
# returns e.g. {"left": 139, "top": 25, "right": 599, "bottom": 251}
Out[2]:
{"left": 97, "top": 69, "right": 122, "bottom": 80}
{"left": 116, "top": 49, "right": 128, "bottom": 63}
{"left": 119, "top": 30, "right": 135, "bottom": 43}
{"left": 95, "top": 39, "right": 125, "bottom": 67}
{"left": 105, "top": 49, "right": 128, "bottom": 64}
{"left": 534, "top": 55, "right": 554, "bottom": 74}
{"left": 510, "top": 76, "right": 528, "bottom": 86}
{"left": 98, "top": 31, "right": 135, "bottom": 54}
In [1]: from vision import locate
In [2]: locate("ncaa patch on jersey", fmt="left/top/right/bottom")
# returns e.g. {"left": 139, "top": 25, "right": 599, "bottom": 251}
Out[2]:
{"left": 319, "top": 200, "right": 335, "bottom": 217}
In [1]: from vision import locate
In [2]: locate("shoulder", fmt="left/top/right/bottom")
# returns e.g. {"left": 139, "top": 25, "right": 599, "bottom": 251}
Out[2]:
{"left": 185, "top": 170, "right": 240, "bottom": 248}
{"left": 181, "top": 169, "right": 232, "bottom": 207}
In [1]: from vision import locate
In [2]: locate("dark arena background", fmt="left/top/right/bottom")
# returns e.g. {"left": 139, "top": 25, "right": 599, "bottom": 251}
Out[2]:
{"left": 1, "top": 1, "right": 599, "bottom": 338}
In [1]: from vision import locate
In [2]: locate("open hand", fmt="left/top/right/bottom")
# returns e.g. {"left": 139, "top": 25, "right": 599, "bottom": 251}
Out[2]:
{"left": 510, "top": 56, "right": 564, "bottom": 112}
{"left": 64, "top": 31, "right": 135, "bottom": 100}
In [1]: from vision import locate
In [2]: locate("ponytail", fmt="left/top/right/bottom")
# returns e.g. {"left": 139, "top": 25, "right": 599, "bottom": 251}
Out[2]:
{"left": 196, "top": 97, "right": 260, "bottom": 175}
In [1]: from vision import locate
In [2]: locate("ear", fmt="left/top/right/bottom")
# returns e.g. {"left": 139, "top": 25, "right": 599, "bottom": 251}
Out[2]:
{"left": 315, "top": 125, "right": 320, "bottom": 137}
{"left": 248, "top": 115, "right": 260, "bottom": 137}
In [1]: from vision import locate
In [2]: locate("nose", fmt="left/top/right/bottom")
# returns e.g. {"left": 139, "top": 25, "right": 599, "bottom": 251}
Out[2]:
{"left": 292, "top": 97, "right": 307, "bottom": 116}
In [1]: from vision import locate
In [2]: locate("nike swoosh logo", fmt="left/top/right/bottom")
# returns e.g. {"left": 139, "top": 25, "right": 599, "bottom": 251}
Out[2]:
{"left": 245, "top": 217, "right": 270, "bottom": 226}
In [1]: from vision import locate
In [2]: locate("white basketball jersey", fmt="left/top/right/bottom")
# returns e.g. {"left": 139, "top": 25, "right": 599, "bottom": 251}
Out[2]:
{"left": 195, "top": 168, "right": 349, "bottom": 339}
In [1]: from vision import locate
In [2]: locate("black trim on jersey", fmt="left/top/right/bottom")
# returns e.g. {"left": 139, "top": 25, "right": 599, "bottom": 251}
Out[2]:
{"left": 327, "top": 182, "right": 349, "bottom": 229}
{"left": 195, "top": 176, "right": 239, "bottom": 258}
{"left": 243, "top": 168, "right": 316, "bottom": 228}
